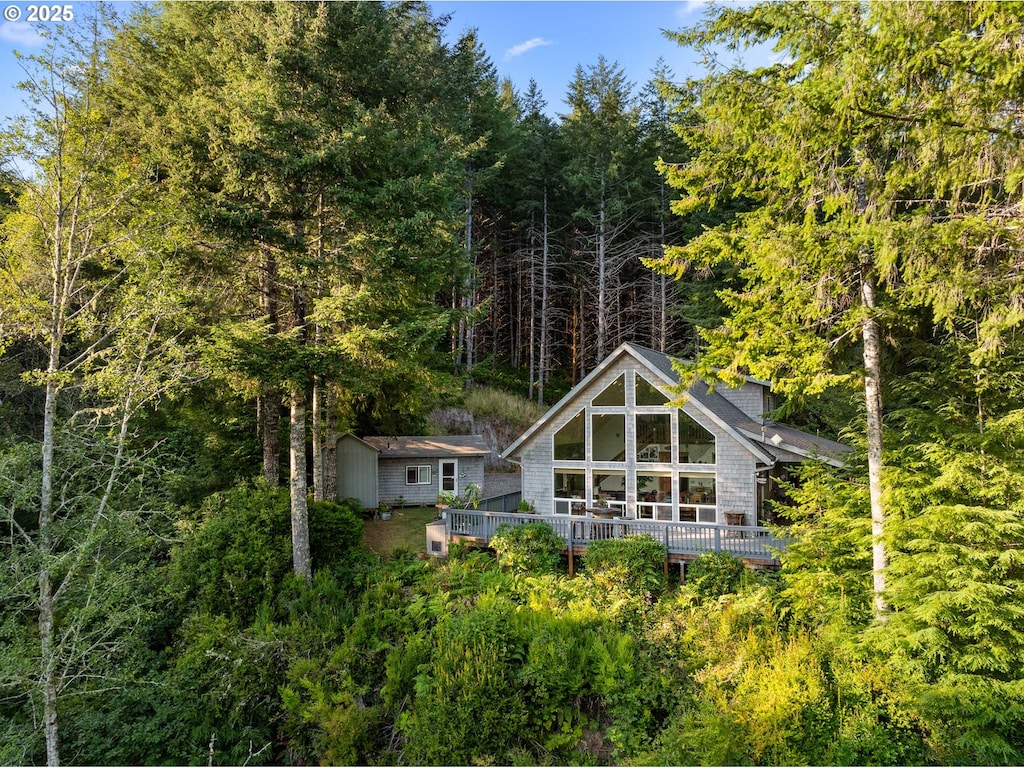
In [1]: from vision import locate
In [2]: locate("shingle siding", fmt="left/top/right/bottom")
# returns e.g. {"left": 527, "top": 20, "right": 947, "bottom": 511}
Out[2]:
{"left": 717, "top": 381, "right": 767, "bottom": 421}
{"left": 378, "top": 456, "right": 485, "bottom": 506}
{"left": 502, "top": 343, "right": 847, "bottom": 524}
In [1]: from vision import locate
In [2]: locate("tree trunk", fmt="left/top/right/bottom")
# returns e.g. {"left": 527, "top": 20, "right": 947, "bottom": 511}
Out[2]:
{"left": 40, "top": 272, "right": 62, "bottom": 766}
{"left": 323, "top": 386, "right": 338, "bottom": 501}
{"left": 596, "top": 174, "right": 607, "bottom": 362}
{"left": 289, "top": 387, "right": 312, "bottom": 584}
{"left": 259, "top": 387, "right": 280, "bottom": 486}
{"left": 861, "top": 269, "right": 888, "bottom": 619}
{"left": 528, "top": 213, "right": 536, "bottom": 401}
{"left": 538, "top": 187, "right": 550, "bottom": 406}
{"left": 259, "top": 245, "right": 280, "bottom": 486}
{"left": 463, "top": 174, "right": 476, "bottom": 387}
{"left": 289, "top": 208, "right": 311, "bottom": 583}
{"left": 41, "top": 570, "right": 59, "bottom": 767}
{"left": 311, "top": 375, "right": 324, "bottom": 502}
{"left": 658, "top": 183, "right": 668, "bottom": 352}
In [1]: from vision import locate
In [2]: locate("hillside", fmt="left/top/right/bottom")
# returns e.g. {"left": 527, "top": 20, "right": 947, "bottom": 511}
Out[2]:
{"left": 428, "top": 386, "right": 546, "bottom": 471}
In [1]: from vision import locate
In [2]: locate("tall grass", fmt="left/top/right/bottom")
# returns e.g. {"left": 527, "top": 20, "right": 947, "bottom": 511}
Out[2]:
{"left": 462, "top": 386, "right": 545, "bottom": 430}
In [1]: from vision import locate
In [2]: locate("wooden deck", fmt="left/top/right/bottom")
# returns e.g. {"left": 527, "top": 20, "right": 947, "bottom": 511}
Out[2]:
{"left": 444, "top": 509, "right": 786, "bottom": 568}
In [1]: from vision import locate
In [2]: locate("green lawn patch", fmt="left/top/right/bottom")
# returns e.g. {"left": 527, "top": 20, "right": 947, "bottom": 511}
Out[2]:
{"left": 362, "top": 506, "right": 440, "bottom": 556}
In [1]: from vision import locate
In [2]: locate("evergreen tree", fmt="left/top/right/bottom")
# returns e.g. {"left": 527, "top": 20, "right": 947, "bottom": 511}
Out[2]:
{"left": 104, "top": 1, "right": 470, "bottom": 580}
{"left": 657, "top": 0, "right": 1024, "bottom": 618}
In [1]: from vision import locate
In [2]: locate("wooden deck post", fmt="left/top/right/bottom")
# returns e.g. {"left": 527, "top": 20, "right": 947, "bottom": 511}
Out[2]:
{"left": 663, "top": 526, "right": 669, "bottom": 581}
{"left": 568, "top": 520, "right": 575, "bottom": 577}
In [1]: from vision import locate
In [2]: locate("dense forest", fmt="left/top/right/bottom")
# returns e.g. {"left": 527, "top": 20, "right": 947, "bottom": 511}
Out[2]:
{"left": 2, "top": 1, "right": 1024, "bottom": 765}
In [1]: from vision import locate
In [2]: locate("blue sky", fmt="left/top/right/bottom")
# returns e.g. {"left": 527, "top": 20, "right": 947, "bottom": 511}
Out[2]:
{"left": 0, "top": 1, "right": 765, "bottom": 125}
{"left": 430, "top": 1, "right": 721, "bottom": 116}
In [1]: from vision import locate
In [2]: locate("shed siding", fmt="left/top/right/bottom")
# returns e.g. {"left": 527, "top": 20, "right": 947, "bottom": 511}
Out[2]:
{"left": 336, "top": 437, "right": 378, "bottom": 508}
{"left": 378, "top": 456, "right": 486, "bottom": 506}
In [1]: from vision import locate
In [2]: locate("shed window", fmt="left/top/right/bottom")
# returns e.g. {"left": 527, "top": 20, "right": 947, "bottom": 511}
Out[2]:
{"left": 406, "top": 465, "right": 432, "bottom": 485}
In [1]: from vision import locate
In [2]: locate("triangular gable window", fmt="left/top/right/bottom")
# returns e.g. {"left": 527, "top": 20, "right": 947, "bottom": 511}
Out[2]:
{"left": 553, "top": 410, "right": 585, "bottom": 460}
{"left": 678, "top": 412, "right": 716, "bottom": 464}
{"left": 635, "top": 372, "right": 669, "bottom": 405}
{"left": 592, "top": 374, "right": 625, "bottom": 406}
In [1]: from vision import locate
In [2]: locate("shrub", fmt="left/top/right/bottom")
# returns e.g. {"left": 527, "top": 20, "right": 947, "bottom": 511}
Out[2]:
{"left": 308, "top": 498, "right": 365, "bottom": 571}
{"left": 686, "top": 551, "right": 748, "bottom": 601}
{"left": 582, "top": 535, "right": 667, "bottom": 598}
{"left": 490, "top": 522, "right": 565, "bottom": 574}
{"left": 402, "top": 597, "right": 531, "bottom": 765}
{"left": 166, "top": 484, "right": 364, "bottom": 625}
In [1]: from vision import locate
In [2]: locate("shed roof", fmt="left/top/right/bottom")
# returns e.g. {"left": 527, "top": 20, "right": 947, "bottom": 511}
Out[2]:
{"left": 362, "top": 435, "right": 490, "bottom": 458}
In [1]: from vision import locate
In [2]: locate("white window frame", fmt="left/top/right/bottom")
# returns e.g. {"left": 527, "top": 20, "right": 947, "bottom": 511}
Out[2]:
{"left": 439, "top": 459, "right": 459, "bottom": 494}
{"left": 406, "top": 465, "right": 432, "bottom": 485}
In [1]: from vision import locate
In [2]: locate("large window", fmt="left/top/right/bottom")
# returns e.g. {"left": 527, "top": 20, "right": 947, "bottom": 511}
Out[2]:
{"left": 591, "top": 414, "right": 625, "bottom": 461}
{"left": 635, "top": 372, "right": 669, "bottom": 405}
{"left": 554, "top": 469, "right": 586, "bottom": 514}
{"left": 636, "top": 413, "right": 671, "bottom": 462}
{"left": 637, "top": 473, "right": 673, "bottom": 520}
{"left": 678, "top": 412, "right": 716, "bottom": 464}
{"left": 406, "top": 465, "right": 431, "bottom": 485}
{"left": 679, "top": 473, "right": 716, "bottom": 522}
{"left": 554, "top": 410, "right": 585, "bottom": 460}
{"left": 592, "top": 374, "right": 625, "bottom": 406}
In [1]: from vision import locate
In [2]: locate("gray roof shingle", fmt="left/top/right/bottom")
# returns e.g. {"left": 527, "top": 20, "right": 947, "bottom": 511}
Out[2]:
{"left": 363, "top": 435, "right": 491, "bottom": 458}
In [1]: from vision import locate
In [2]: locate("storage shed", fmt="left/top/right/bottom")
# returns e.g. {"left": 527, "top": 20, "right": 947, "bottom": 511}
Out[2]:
{"left": 335, "top": 434, "right": 490, "bottom": 508}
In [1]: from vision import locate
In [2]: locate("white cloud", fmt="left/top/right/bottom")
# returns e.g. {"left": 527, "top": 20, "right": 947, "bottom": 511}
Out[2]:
{"left": 0, "top": 21, "right": 46, "bottom": 47}
{"left": 676, "top": 0, "right": 712, "bottom": 19}
{"left": 676, "top": 0, "right": 756, "bottom": 20}
{"left": 504, "top": 37, "right": 553, "bottom": 60}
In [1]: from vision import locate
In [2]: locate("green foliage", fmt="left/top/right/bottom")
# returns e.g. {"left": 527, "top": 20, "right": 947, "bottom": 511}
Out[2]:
{"left": 166, "top": 484, "right": 291, "bottom": 625}
{"left": 648, "top": 599, "right": 928, "bottom": 767}
{"left": 309, "top": 498, "right": 366, "bottom": 573}
{"left": 778, "top": 459, "right": 875, "bottom": 627}
{"left": 166, "top": 483, "right": 363, "bottom": 626}
{"left": 582, "top": 535, "right": 667, "bottom": 600}
{"left": 280, "top": 566, "right": 424, "bottom": 765}
{"left": 402, "top": 595, "right": 531, "bottom": 765}
{"left": 491, "top": 521, "right": 565, "bottom": 574}
{"left": 685, "top": 551, "right": 749, "bottom": 601}
{"left": 135, "top": 386, "right": 261, "bottom": 506}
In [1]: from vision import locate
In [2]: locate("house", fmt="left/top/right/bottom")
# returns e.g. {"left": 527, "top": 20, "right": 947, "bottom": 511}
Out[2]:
{"left": 335, "top": 434, "right": 489, "bottom": 509}
{"left": 500, "top": 343, "right": 847, "bottom": 525}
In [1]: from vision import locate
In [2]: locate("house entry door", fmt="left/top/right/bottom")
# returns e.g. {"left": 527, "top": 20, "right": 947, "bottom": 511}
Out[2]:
{"left": 439, "top": 459, "right": 458, "bottom": 495}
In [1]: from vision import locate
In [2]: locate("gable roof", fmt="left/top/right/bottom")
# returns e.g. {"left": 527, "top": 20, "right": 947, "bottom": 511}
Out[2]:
{"left": 500, "top": 343, "right": 848, "bottom": 467}
{"left": 362, "top": 435, "right": 490, "bottom": 459}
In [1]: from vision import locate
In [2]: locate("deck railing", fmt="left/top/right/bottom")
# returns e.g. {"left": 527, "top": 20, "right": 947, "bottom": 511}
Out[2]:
{"left": 477, "top": 491, "right": 523, "bottom": 514}
{"left": 444, "top": 509, "right": 786, "bottom": 563}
